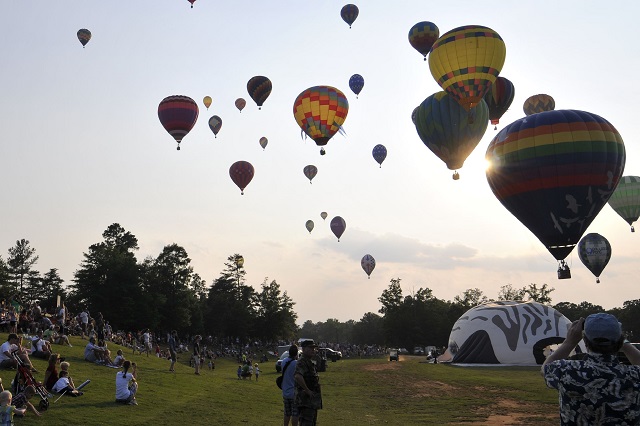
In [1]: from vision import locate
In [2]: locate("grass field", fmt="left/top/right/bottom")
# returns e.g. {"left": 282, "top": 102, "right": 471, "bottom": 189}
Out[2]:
{"left": 0, "top": 336, "right": 561, "bottom": 425}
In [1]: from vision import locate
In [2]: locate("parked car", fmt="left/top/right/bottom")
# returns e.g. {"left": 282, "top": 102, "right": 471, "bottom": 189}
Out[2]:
{"left": 389, "top": 349, "right": 399, "bottom": 361}
{"left": 398, "top": 348, "right": 409, "bottom": 355}
{"left": 275, "top": 351, "right": 290, "bottom": 372}
{"left": 319, "top": 348, "right": 342, "bottom": 362}
{"left": 413, "top": 346, "right": 425, "bottom": 356}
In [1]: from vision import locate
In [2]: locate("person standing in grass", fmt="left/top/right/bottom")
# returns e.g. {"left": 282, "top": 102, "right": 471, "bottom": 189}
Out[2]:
{"left": 294, "top": 340, "right": 322, "bottom": 426}
{"left": 193, "top": 335, "right": 202, "bottom": 375}
{"left": 115, "top": 360, "right": 138, "bottom": 405}
{"left": 542, "top": 313, "right": 640, "bottom": 425}
{"left": 0, "top": 390, "right": 26, "bottom": 425}
{"left": 282, "top": 345, "right": 299, "bottom": 426}
{"left": 168, "top": 330, "right": 177, "bottom": 372}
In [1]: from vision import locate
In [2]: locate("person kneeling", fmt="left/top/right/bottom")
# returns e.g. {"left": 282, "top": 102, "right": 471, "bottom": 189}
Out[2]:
{"left": 52, "top": 371, "right": 83, "bottom": 397}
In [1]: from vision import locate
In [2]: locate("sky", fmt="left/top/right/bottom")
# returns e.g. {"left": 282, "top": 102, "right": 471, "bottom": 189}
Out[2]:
{"left": 1, "top": 1, "right": 639, "bottom": 325}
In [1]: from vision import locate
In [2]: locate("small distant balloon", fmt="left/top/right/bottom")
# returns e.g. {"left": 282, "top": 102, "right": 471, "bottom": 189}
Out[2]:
{"left": 229, "top": 161, "right": 254, "bottom": 195}
{"left": 349, "top": 74, "right": 364, "bottom": 98}
{"left": 305, "top": 220, "right": 314, "bottom": 234}
{"left": 235, "top": 98, "right": 246, "bottom": 112}
{"left": 330, "top": 216, "right": 346, "bottom": 241}
{"left": 578, "top": 233, "right": 612, "bottom": 284}
{"left": 523, "top": 94, "right": 555, "bottom": 116}
{"left": 77, "top": 29, "right": 91, "bottom": 47}
{"left": 303, "top": 165, "right": 318, "bottom": 184}
{"left": 608, "top": 176, "right": 640, "bottom": 232}
{"left": 259, "top": 137, "right": 268, "bottom": 150}
{"left": 340, "top": 4, "right": 359, "bottom": 28}
{"left": 247, "top": 76, "right": 272, "bottom": 109}
{"left": 203, "top": 96, "right": 212, "bottom": 110}
{"left": 320, "top": 212, "right": 328, "bottom": 221}
{"left": 361, "top": 254, "right": 376, "bottom": 279}
{"left": 408, "top": 21, "right": 439, "bottom": 61}
{"left": 208, "top": 115, "right": 222, "bottom": 138}
{"left": 372, "top": 144, "right": 387, "bottom": 167}
{"left": 188, "top": 0, "right": 196, "bottom": 8}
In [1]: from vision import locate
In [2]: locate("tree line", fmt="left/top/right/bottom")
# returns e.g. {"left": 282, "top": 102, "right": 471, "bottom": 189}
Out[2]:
{"left": 2, "top": 223, "right": 640, "bottom": 349}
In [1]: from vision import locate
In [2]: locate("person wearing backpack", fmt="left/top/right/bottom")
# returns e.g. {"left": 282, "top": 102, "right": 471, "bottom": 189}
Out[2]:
{"left": 281, "top": 345, "right": 299, "bottom": 426}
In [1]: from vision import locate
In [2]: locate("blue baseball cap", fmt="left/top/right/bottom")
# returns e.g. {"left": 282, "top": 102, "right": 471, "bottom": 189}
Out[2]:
{"left": 584, "top": 313, "right": 622, "bottom": 345}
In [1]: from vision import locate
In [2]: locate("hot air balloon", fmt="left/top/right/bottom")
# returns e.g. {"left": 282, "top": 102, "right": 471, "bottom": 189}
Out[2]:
{"left": 306, "top": 220, "right": 314, "bottom": 234}
{"left": 158, "top": 95, "right": 199, "bottom": 150}
{"left": 330, "top": 216, "right": 346, "bottom": 241}
{"left": 523, "top": 94, "right": 555, "bottom": 116}
{"left": 485, "top": 110, "right": 626, "bottom": 278}
{"left": 77, "top": 29, "right": 91, "bottom": 47}
{"left": 208, "top": 115, "right": 222, "bottom": 138}
{"left": 259, "top": 137, "right": 268, "bottom": 150}
{"left": 411, "top": 106, "right": 419, "bottom": 125}
{"left": 578, "top": 233, "right": 611, "bottom": 283}
{"left": 320, "top": 212, "right": 328, "bottom": 221}
{"left": 415, "top": 91, "right": 489, "bottom": 179}
{"left": 203, "top": 96, "right": 212, "bottom": 110}
{"left": 229, "top": 161, "right": 254, "bottom": 195}
{"left": 293, "top": 86, "right": 349, "bottom": 155}
{"left": 303, "top": 165, "right": 318, "bottom": 184}
{"left": 483, "top": 76, "right": 515, "bottom": 129}
{"left": 247, "top": 76, "right": 272, "bottom": 109}
{"left": 235, "top": 98, "right": 246, "bottom": 112}
{"left": 372, "top": 144, "right": 387, "bottom": 167}
{"left": 408, "top": 21, "right": 439, "bottom": 61}
{"left": 340, "top": 4, "right": 359, "bottom": 28}
{"left": 349, "top": 74, "right": 364, "bottom": 98}
{"left": 188, "top": 0, "right": 196, "bottom": 8}
{"left": 361, "top": 254, "right": 376, "bottom": 279}
{"left": 608, "top": 176, "right": 640, "bottom": 232}
{"left": 429, "top": 25, "right": 506, "bottom": 110}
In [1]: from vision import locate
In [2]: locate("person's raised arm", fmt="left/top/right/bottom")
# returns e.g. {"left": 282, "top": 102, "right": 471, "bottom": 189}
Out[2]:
{"left": 541, "top": 318, "right": 585, "bottom": 374}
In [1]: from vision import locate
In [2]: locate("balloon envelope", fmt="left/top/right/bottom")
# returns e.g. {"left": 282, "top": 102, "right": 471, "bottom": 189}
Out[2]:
{"left": 259, "top": 137, "right": 268, "bottom": 150}
{"left": 77, "top": 29, "right": 91, "bottom": 47}
{"left": 229, "top": 161, "right": 255, "bottom": 195}
{"left": 349, "top": 74, "right": 364, "bottom": 97}
{"left": 340, "top": 4, "right": 359, "bottom": 28}
{"left": 608, "top": 176, "right": 640, "bottom": 231}
{"left": 303, "top": 165, "right": 318, "bottom": 183}
{"left": 235, "top": 98, "right": 246, "bottom": 112}
{"left": 247, "top": 76, "right": 272, "bottom": 109}
{"left": 429, "top": 25, "right": 506, "bottom": 110}
{"left": 203, "top": 96, "right": 212, "bottom": 110}
{"left": 523, "top": 94, "right": 555, "bottom": 116}
{"left": 208, "top": 115, "right": 222, "bottom": 137}
{"left": 293, "top": 86, "right": 349, "bottom": 149}
{"left": 320, "top": 212, "right": 328, "bottom": 220}
{"left": 408, "top": 21, "right": 439, "bottom": 60}
{"left": 578, "top": 233, "right": 611, "bottom": 283}
{"left": 188, "top": 0, "right": 196, "bottom": 7}
{"left": 415, "top": 91, "right": 488, "bottom": 173}
{"left": 305, "top": 220, "right": 314, "bottom": 234}
{"left": 361, "top": 254, "right": 376, "bottom": 278}
{"left": 330, "top": 216, "right": 346, "bottom": 241}
{"left": 158, "top": 95, "right": 199, "bottom": 150}
{"left": 372, "top": 144, "right": 387, "bottom": 167}
{"left": 484, "top": 76, "right": 515, "bottom": 126}
{"left": 485, "top": 110, "right": 626, "bottom": 262}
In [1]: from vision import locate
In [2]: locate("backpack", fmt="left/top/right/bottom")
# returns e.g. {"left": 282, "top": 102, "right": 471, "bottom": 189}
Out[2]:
{"left": 276, "top": 359, "right": 292, "bottom": 389}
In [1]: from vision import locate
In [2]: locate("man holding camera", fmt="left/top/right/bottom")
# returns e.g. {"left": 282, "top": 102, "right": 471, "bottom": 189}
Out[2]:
{"left": 542, "top": 313, "right": 640, "bottom": 425}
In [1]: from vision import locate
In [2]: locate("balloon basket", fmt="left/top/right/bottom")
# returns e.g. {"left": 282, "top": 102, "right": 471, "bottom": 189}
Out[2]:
{"left": 557, "top": 261, "right": 571, "bottom": 280}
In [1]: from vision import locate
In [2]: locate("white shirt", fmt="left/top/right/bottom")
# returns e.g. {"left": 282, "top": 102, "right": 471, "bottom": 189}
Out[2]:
{"left": 52, "top": 377, "right": 70, "bottom": 393}
{"left": 79, "top": 312, "right": 88, "bottom": 324}
{"left": 115, "top": 372, "right": 134, "bottom": 400}
{"left": 0, "top": 341, "right": 17, "bottom": 361}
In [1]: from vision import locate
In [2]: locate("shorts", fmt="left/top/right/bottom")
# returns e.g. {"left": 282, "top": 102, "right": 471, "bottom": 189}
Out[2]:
{"left": 283, "top": 398, "right": 299, "bottom": 417}
{"left": 0, "top": 359, "right": 15, "bottom": 369}
{"left": 298, "top": 406, "right": 318, "bottom": 425}
{"left": 193, "top": 355, "right": 200, "bottom": 366}
{"left": 85, "top": 352, "right": 97, "bottom": 362}
{"left": 170, "top": 351, "right": 177, "bottom": 362}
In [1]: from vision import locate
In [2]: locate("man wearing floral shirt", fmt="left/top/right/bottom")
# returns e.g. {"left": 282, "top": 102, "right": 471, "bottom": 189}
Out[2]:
{"left": 542, "top": 313, "right": 640, "bottom": 425}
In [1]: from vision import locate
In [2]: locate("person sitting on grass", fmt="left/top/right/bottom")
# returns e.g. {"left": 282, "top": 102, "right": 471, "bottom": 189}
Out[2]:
{"left": 84, "top": 337, "right": 110, "bottom": 364}
{"left": 30, "top": 331, "right": 52, "bottom": 360}
{"left": 0, "top": 334, "right": 37, "bottom": 373}
{"left": 0, "top": 390, "right": 26, "bottom": 424}
{"left": 112, "top": 350, "right": 125, "bottom": 367}
{"left": 115, "top": 361, "right": 138, "bottom": 405}
{"left": 52, "top": 371, "right": 83, "bottom": 397}
{"left": 44, "top": 325, "right": 72, "bottom": 347}
{"left": 11, "top": 385, "right": 41, "bottom": 417}
{"left": 43, "top": 353, "right": 60, "bottom": 391}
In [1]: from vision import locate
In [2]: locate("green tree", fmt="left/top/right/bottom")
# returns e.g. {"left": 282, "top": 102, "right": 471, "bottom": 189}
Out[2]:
{"left": 352, "top": 312, "right": 384, "bottom": 345}
{"left": 453, "top": 288, "right": 490, "bottom": 309}
{"left": 553, "top": 301, "right": 603, "bottom": 322}
{"left": 0, "top": 256, "right": 11, "bottom": 300}
{"left": 39, "top": 268, "right": 65, "bottom": 311}
{"left": 525, "top": 283, "right": 554, "bottom": 304}
{"left": 7, "top": 239, "right": 39, "bottom": 298}
{"left": 70, "top": 223, "right": 142, "bottom": 330}
{"left": 498, "top": 284, "right": 527, "bottom": 301}
{"left": 378, "top": 278, "right": 403, "bottom": 315}
{"left": 253, "top": 278, "right": 297, "bottom": 342}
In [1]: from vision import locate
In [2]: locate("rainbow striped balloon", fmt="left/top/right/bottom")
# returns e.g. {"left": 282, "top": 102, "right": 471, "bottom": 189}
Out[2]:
{"left": 485, "top": 110, "right": 626, "bottom": 262}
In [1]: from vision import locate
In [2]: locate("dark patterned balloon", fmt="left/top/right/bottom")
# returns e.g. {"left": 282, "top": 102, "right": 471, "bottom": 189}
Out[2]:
{"left": 158, "top": 95, "right": 199, "bottom": 150}
{"left": 340, "top": 4, "right": 359, "bottom": 28}
{"left": 408, "top": 21, "right": 439, "bottom": 61}
{"left": 372, "top": 144, "right": 387, "bottom": 167}
{"left": 349, "top": 74, "right": 364, "bottom": 97}
{"left": 229, "top": 161, "right": 255, "bottom": 195}
{"left": 77, "top": 29, "right": 91, "bottom": 47}
{"left": 247, "top": 76, "right": 272, "bottom": 109}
